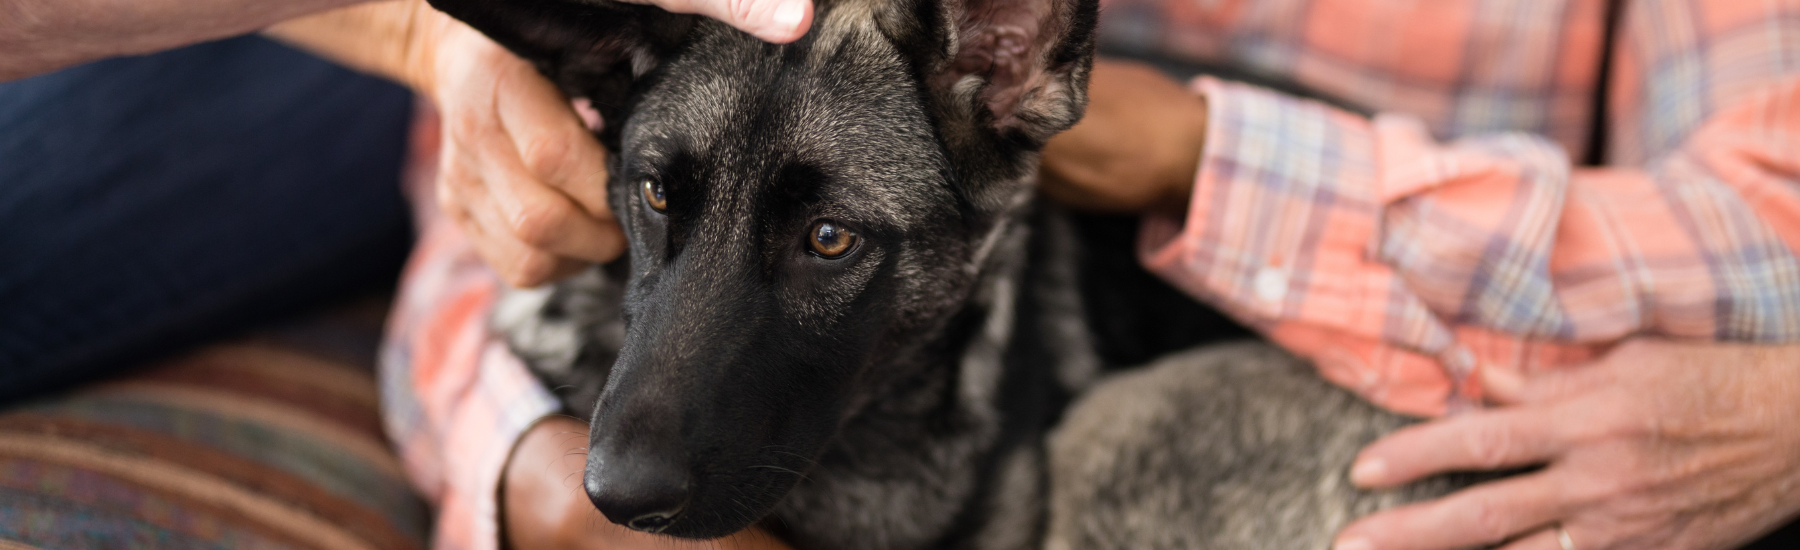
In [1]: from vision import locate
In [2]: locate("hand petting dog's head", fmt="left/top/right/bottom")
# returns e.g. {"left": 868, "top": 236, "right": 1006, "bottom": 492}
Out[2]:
{"left": 428, "top": 0, "right": 1096, "bottom": 538}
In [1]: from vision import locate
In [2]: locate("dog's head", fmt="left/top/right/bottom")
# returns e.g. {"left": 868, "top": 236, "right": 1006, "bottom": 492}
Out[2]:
{"left": 429, "top": 0, "right": 1096, "bottom": 538}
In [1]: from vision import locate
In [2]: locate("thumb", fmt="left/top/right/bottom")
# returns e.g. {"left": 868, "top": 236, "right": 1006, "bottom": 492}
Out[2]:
{"left": 635, "top": 0, "right": 813, "bottom": 43}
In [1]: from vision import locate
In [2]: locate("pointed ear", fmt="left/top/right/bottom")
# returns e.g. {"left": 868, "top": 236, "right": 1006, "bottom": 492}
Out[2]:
{"left": 426, "top": 0, "right": 693, "bottom": 128}
{"left": 926, "top": 0, "right": 1099, "bottom": 148}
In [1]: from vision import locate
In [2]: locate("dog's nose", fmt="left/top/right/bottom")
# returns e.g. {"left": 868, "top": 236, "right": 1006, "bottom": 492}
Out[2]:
{"left": 584, "top": 444, "right": 692, "bottom": 533}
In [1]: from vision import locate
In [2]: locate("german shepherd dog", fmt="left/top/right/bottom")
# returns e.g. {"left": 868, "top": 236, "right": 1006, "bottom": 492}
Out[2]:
{"left": 426, "top": 0, "right": 1467, "bottom": 547}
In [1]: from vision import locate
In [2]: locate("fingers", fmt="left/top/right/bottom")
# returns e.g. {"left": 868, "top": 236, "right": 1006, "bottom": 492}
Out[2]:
{"left": 474, "top": 149, "right": 623, "bottom": 263}
{"left": 1480, "top": 366, "right": 1530, "bottom": 405}
{"left": 1335, "top": 473, "right": 1569, "bottom": 550}
{"left": 1351, "top": 409, "right": 1564, "bottom": 489}
{"left": 468, "top": 190, "right": 591, "bottom": 284}
{"left": 487, "top": 63, "right": 626, "bottom": 263}
{"left": 440, "top": 169, "right": 586, "bottom": 287}
{"left": 1497, "top": 526, "right": 1578, "bottom": 550}
{"left": 430, "top": 40, "right": 627, "bottom": 285}
{"left": 638, "top": 0, "right": 812, "bottom": 43}
{"left": 1482, "top": 362, "right": 1618, "bottom": 407}
{"left": 492, "top": 65, "right": 614, "bottom": 221}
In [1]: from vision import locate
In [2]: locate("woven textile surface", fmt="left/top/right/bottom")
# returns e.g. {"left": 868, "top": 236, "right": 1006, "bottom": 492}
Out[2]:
{"left": 0, "top": 302, "right": 429, "bottom": 550}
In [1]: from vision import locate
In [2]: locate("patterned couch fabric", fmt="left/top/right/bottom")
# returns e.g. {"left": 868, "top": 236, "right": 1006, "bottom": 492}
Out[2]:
{"left": 0, "top": 303, "right": 429, "bottom": 550}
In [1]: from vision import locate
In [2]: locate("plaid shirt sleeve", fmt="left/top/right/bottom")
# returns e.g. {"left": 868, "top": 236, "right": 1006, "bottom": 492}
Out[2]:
{"left": 1136, "top": 0, "right": 1800, "bottom": 417}
{"left": 379, "top": 106, "right": 562, "bottom": 550}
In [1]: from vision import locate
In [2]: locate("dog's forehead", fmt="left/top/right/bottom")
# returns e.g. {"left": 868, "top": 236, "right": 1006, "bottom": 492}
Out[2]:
{"left": 625, "top": 13, "right": 956, "bottom": 228}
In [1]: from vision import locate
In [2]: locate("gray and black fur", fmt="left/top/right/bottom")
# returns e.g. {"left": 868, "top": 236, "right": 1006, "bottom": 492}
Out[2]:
{"left": 427, "top": 0, "right": 1476, "bottom": 547}
{"left": 1045, "top": 342, "right": 1491, "bottom": 549}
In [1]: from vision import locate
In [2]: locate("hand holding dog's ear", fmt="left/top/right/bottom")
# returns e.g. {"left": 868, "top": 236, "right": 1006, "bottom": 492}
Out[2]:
{"left": 272, "top": 0, "right": 815, "bottom": 287}
{"left": 268, "top": 1, "right": 622, "bottom": 286}
{"left": 420, "top": 16, "right": 627, "bottom": 287}
{"left": 417, "top": 0, "right": 810, "bottom": 287}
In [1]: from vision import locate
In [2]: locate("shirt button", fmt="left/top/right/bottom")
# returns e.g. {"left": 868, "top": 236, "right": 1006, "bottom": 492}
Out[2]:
{"left": 1253, "top": 267, "right": 1288, "bottom": 304}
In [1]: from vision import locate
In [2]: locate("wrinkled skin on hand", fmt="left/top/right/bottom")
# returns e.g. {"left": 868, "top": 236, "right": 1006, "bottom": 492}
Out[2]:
{"left": 411, "top": 0, "right": 811, "bottom": 287}
{"left": 421, "top": 19, "right": 625, "bottom": 287}
{"left": 1337, "top": 340, "right": 1800, "bottom": 550}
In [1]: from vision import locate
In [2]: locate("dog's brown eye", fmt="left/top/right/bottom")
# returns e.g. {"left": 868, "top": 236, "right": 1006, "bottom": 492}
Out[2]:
{"left": 809, "top": 220, "right": 858, "bottom": 258}
{"left": 641, "top": 179, "right": 667, "bottom": 212}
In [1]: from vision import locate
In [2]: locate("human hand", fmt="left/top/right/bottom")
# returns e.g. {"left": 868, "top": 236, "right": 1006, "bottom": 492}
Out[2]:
{"left": 1038, "top": 59, "right": 1207, "bottom": 216}
{"left": 268, "top": 0, "right": 814, "bottom": 287}
{"left": 621, "top": 0, "right": 813, "bottom": 43}
{"left": 405, "top": 0, "right": 812, "bottom": 287}
{"left": 265, "top": 3, "right": 618, "bottom": 287}
{"left": 1334, "top": 340, "right": 1800, "bottom": 550}
{"left": 504, "top": 416, "right": 795, "bottom": 550}
{"left": 404, "top": 15, "right": 624, "bottom": 287}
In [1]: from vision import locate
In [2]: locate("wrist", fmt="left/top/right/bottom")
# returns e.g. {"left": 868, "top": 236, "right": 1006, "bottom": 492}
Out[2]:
{"left": 1152, "top": 91, "right": 1206, "bottom": 216}
{"left": 405, "top": 11, "right": 535, "bottom": 106}
{"left": 501, "top": 416, "right": 589, "bottom": 550}
{"left": 395, "top": 0, "right": 453, "bottom": 98}
{"left": 261, "top": 0, "right": 443, "bottom": 95}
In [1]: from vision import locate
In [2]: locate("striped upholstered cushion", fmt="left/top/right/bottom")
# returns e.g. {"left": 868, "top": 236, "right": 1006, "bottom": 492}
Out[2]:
{"left": 0, "top": 306, "right": 428, "bottom": 549}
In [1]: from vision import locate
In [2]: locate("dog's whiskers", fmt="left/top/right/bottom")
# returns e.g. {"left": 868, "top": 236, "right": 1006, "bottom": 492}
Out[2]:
{"left": 759, "top": 445, "right": 820, "bottom": 469}
{"left": 745, "top": 464, "right": 812, "bottom": 483}
{"left": 723, "top": 485, "right": 761, "bottom": 538}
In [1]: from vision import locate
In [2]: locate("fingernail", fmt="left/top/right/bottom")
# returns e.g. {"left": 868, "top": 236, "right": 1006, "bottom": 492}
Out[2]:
{"left": 1350, "top": 458, "right": 1385, "bottom": 486}
{"left": 570, "top": 98, "right": 603, "bottom": 131}
{"left": 770, "top": 0, "right": 805, "bottom": 32}
{"left": 1333, "top": 537, "right": 1372, "bottom": 550}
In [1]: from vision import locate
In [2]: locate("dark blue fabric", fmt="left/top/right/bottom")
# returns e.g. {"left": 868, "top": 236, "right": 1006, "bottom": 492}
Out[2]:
{"left": 0, "top": 36, "right": 414, "bottom": 402}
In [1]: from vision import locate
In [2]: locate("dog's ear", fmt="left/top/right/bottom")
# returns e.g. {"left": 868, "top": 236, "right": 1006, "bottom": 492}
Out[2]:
{"left": 900, "top": 0, "right": 1099, "bottom": 150}
{"left": 426, "top": 0, "right": 694, "bottom": 132}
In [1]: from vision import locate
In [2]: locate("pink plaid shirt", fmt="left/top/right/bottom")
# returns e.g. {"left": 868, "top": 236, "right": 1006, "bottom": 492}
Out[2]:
{"left": 381, "top": 1, "right": 1800, "bottom": 549}
{"left": 380, "top": 110, "right": 563, "bottom": 550}
{"left": 1121, "top": 0, "right": 1800, "bottom": 415}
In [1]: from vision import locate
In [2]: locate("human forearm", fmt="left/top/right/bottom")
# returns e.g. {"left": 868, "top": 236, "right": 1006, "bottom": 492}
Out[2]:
{"left": 0, "top": 0, "right": 363, "bottom": 81}
{"left": 1039, "top": 59, "right": 1206, "bottom": 216}
{"left": 262, "top": 0, "right": 442, "bottom": 94}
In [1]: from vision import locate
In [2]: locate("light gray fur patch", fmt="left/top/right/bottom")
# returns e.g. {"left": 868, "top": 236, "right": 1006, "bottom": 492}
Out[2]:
{"left": 493, "top": 268, "right": 627, "bottom": 417}
{"left": 975, "top": 445, "right": 1048, "bottom": 550}
{"left": 1045, "top": 342, "right": 1481, "bottom": 550}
